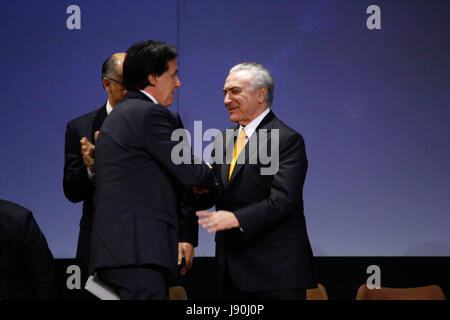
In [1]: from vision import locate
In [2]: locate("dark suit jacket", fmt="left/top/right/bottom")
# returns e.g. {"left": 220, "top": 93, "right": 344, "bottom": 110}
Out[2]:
{"left": 63, "top": 105, "right": 107, "bottom": 270}
{"left": 198, "top": 111, "right": 316, "bottom": 292}
{"left": 0, "top": 200, "right": 57, "bottom": 299}
{"left": 89, "top": 90, "right": 214, "bottom": 276}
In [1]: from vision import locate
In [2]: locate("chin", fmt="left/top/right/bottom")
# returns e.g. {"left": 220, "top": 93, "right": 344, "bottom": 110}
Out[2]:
{"left": 161, "top": 100, "right": 173, "bottom": 107}
{"left": 229, "top": 116, "right": 239, "bottom": 123}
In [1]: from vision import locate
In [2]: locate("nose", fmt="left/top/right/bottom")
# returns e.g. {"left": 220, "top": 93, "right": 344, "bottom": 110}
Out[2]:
{"left": 224, "top": 92, "right": 231, "bottom": 105}
{"left": 176, "top": 76, "right": 181, "bottom": 88}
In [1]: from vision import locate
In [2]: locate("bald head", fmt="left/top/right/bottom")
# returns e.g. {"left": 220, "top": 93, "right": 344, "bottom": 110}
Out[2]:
{"left": 102, "top": 52, "right": 126, "bottom": 85}
{"left": 102, "top": 52, "right": 127, "bottom": 107}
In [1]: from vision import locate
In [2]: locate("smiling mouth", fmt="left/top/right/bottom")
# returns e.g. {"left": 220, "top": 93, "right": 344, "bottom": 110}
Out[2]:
{"left": 228, "top": 106, "right": 239, "bottom": 112}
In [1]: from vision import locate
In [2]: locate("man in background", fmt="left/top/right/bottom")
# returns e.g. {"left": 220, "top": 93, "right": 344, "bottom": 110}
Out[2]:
{"left": 0, "top": 199, "right": 57, "bottom": 299}
{"left": 63, "top": 52, "right": 126, "bottom": 282}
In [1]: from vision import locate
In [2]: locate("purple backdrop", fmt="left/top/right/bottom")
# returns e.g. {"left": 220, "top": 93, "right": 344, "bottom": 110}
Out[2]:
{"left": 0, "top": 0, "right": 448, "bottom": 257}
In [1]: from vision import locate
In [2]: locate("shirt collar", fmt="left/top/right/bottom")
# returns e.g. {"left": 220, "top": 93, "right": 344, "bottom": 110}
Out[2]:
{"left": 239, "top": 107, "right": 271, "bottom": 139}
{"left": 106, "top": 99, "right": 113, "bottom": 115}
{"left": 140, "top": 90, "right": 158, "bottom": 104}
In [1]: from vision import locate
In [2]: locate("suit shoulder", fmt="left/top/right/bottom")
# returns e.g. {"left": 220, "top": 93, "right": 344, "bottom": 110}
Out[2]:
{"left": 0, "top": 201, "right": 39, "bottom": 248}
{"left": 118, "top": 98, "right": 158, "bottom": 113}
{"left": 140, "top": 101, "right": 176, "bottom": 121}
{"left": 67, "top": 106, "right": 103, "bottom": 127}
{"left": 168, "top": 109, "right": 180, "bottom": 120}
{"left": 168, "top": 110, "right": 182, "bottom": 126}
{"left": 0, "top": 200, "right": 32, "bottom": 225}
{"left": 273, "top": 117, "right": 305, "bottom": 143}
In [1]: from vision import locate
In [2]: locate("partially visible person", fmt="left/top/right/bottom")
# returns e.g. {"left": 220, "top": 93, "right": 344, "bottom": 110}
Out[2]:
{"left": 0, "top": 200, "right": 57, "bottom": 300}
{"left": 63, "top": 52, "right": 126, "bottom": 282}
{"left": 89, "top": 40, "right": 214, "bottom": 300}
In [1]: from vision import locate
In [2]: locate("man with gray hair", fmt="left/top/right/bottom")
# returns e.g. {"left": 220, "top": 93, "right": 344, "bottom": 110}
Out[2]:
{"left": 196, "top": 62, "right": 316, "bottom": 299}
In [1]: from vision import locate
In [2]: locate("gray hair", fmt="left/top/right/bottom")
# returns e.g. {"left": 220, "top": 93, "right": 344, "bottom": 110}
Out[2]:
{"left": 229, "top": 62, "right": 274, "bottom": 107}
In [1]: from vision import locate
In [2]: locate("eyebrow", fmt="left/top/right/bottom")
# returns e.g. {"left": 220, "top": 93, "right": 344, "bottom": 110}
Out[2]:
{"left": 223, "top": 86, "right": 240, "bottom": 92}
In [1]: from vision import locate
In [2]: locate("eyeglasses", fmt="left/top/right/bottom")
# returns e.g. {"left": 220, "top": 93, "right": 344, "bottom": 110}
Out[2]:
{"left": 106, "top": 77, "right": 123, "bottom": 85}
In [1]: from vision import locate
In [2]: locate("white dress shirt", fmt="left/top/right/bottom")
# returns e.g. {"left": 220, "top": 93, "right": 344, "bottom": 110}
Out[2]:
{"left": 106, "top": 99, "right": 113, "bottom": 116}
{"left": 238, "top": 107, "right": 271, "bottom": 143}
{"left": 139, "top": 90, "right": 158, "bottom": 104}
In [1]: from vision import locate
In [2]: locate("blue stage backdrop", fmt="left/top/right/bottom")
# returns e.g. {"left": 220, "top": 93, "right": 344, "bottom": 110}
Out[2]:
{"left": 0, "top": 1, "right": 448, "bottom": 258}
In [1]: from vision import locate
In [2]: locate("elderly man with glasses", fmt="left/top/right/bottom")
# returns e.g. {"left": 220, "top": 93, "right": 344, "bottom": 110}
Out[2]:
{"left": 63, "top": 52, "right": 127, "bottom": 288}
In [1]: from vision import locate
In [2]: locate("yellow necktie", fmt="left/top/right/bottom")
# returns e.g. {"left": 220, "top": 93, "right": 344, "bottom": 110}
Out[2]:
{"left": 229, "top": 128, "right": 246, "bottom": 180}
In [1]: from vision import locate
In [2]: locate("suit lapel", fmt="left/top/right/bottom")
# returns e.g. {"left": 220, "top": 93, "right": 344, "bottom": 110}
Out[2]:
{"left": 227, "top": 111, "right": 276, "bottom": 184}
{"left": 92, "top": 104, "right": 107, "bottom": 143}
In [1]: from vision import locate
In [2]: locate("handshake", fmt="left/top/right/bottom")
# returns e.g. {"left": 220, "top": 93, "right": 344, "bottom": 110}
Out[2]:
{"left": 80, "top": 135, "right": 238, "bottom": 235}
{"left": 192, "top": 162, "right": 213, "bottom": 195}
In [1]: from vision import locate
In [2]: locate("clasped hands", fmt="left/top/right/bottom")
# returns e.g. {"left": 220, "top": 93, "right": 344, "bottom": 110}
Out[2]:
{"left": 80, "top": 131, "right": 99, "bottom": 173}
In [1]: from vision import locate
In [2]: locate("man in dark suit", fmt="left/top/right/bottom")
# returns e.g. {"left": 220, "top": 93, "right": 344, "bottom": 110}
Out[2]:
{"left": 63, "top": 52, "right": 126, "bottom": 280}
{"left": 89, "top": 40, "right": 214, "bottom": 300}
{"left": 197, "top": 62, "right": 315, "bottom": 300}
{"left": 0, "top": 200, "right": 57, "bottom": 299}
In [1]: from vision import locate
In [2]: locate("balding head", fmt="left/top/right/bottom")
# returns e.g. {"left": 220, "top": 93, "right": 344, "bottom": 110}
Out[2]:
{"left": 102, "top": 52, "right": 126, "bottom": 84}
{"left": 102, "top": 52, "right": 127, "bottom": 107}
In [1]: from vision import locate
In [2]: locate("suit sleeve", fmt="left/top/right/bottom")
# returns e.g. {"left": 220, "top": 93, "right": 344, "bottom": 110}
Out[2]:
{"left": 191, "top": 133, "right": 223, "bottom": 210}
{"left": 172, "top": 113, "right": 199, "bottom": 246}
{"left": 177, "top": 186, "right": 199, "bottom": 247}
{"left": 233, "top": 132, "right": 308, "bottom": 240}
{"left": 63, "top": 121, "right": 94, "bottom": 202}
{"left": 193, "top": 192, "right": 216, "bottom": 210}
{"left": 21, "top": 212, "right": 57, "bottom": 300}
{"left": 143, "top": 107, "right": 214, "bottom": 188}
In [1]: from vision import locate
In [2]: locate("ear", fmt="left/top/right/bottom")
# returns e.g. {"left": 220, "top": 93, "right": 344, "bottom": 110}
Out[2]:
{"left": 147, "top": 74, "right": 158, "bottom": 86}
{"left": 102, "top": 77, "right": 110, "bottom": 91}
{"left": 257, "top": 86, "right": 267, "bottom": 104}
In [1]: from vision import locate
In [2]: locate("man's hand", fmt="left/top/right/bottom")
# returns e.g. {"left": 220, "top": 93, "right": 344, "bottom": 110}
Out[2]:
{"left": 196, "top": 210, "right": 240, "bottom": 233}
{"left": 80, "top": 137, "right": 95, "bottom": 173}
{"left": 178, "top": 242, "right": 194, "bottom": 275}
